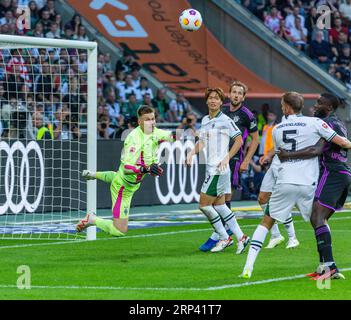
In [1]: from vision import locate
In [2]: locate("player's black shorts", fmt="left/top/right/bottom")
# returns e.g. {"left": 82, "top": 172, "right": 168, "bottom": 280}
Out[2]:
{"left": 229, "top": 158, "right": 242, "bottom": 189}
{"left": 314, "top": 170, "right": 351, "bottom": 211}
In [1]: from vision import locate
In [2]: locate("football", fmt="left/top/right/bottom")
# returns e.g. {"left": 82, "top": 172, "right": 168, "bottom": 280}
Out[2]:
{"left": 179, "top": 9, "right": 203, "bottom": 32}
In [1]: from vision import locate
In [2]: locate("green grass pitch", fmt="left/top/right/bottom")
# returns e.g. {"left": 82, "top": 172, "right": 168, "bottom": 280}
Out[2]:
{"left": 0, "top": 212, "right": 351, "bottom": 300}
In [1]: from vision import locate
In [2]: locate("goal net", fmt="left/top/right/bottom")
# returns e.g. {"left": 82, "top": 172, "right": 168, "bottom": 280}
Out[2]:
{"left": 0, "top": 35, "right": 97, "bottom": 240}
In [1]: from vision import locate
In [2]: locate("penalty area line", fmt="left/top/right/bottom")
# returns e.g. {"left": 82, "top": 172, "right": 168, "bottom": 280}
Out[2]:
{"left": 0, "top": 268, "right": 350, "bottom": 292}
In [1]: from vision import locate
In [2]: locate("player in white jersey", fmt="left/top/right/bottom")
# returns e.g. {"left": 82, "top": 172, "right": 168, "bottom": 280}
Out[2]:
{"left": 240, "top": 92, "right": 351, "bottom": 278}
{"left": 258, "top": 116, "right": 299, "bottom": 249}
{"left": 186, "top": 88, "right": 249, "bottom": 253}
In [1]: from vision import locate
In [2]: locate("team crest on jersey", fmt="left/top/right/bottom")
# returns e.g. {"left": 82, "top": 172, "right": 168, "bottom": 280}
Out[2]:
{"left": 129, "top": 147, "right": 136, "bottom": 153}
{"left": 232, "top": 116, "right": 240, "bottom": 123}
{"left": 322, "top": 122, "right": 329, "bottom": 129}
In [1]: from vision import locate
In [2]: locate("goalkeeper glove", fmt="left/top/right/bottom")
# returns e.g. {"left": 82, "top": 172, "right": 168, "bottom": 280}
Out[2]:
{"left": 149, "top": 163, "right": 164, "bottom": 177}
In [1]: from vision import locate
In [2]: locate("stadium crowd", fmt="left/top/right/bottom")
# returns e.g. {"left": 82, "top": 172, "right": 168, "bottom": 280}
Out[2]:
{"left": 0, "top": 0, "right": 197, "bottom": 141}
{"left": 241, "top": 0, "right": 351, "bottom": 89}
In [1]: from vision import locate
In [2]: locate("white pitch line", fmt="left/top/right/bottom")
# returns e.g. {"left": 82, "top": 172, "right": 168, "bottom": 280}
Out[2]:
{"left": 0, "top": 268, "right": 350, "bottom": 292}
{"left": 1, "top": 214, "right": 351, "bottom": 250}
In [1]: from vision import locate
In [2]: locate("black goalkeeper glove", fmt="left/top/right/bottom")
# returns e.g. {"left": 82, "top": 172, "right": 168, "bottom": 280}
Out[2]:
{"left": 149, "top": 163, "right": 164, "bottom": 177}
{"left": 140, "top": 166, "right": 150, "bottom": 174}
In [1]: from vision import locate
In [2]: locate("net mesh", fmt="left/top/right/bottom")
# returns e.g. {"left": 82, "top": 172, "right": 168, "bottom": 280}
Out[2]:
{"left": 0, "top": 45, "right": 90, "bottom": 240}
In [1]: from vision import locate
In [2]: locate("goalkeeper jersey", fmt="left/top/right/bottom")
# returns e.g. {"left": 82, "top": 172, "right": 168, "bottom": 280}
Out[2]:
{"left": 119, "top": 126, "right": 173, "bottom": 185}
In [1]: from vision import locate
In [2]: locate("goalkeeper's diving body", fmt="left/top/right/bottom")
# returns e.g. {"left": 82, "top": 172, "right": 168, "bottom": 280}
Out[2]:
{"left": 76, "top": 105, "right": 173, "bottom": 236}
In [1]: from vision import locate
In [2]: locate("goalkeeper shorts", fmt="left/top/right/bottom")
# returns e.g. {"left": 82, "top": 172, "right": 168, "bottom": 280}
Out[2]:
{"left": 110, "top": 173, "right": 140, "bottom": 219}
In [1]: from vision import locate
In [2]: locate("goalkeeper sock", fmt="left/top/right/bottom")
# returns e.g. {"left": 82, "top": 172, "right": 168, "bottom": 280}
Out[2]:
{"left": 95, "top": 171, "right": 116, "bottom": 184}
{"left": 200, "top": 206, "right": 228, "bottom": 240}
{"left": 214, "top": 204, "right": 244, "bottom": 241}
{"left": 244, "top": 224, "right": 268, "bottom": 272}
{"left": 283, "top": 215, "right": 296, "bottom": 239}
{"left": 95, "top": 217, "right": 125, "bottom": 237}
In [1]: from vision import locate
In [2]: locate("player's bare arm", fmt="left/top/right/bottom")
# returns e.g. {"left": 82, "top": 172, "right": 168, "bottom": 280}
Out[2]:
{"left": 218, "top": 135, "right": 243, "bottom": 171}
{"left": 240, "top": 131, "right": 259, "bottom": 172}
{"left": 277, "top": 138, "right": 325, "bottom": 162}
{"left": 186, "top": 140, "right": 205, "bottom": 166}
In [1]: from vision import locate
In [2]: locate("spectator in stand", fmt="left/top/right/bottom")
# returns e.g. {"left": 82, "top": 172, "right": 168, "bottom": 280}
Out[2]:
{"left": 97, "top": 106, "right": 113, "bottom": 139}
{"left": 276, "top": 18, "right": 292, "bottom": 41}
{"left": 115, "top": 70, "right": 125, "bottom": 92}
{"left": 29, "top": 1, "right": 40, "bottom": 27}
{"left": 264, "top": 6, "right": 282, "bottom": 33}
{"left": 152, "top": 88, "right": 169, "bottom": 122}
{"left": 119, "top": 73, "right": 136, "bottom": 102}
{"left": 329, "top": 17, "right": 348, "bottom": 44}
{"left": 102, "top": 52, "right": 113, "bottom": 73}
{"left": 105, "top": 88, "right": 122, "bottom": 129}
{"left": 62, "top": 25, "right": 74, "bottom": 40}
{"left": 130, "top": 66, "right": 141, "bottom": 88}
{"left": 115, "top": 50, "right": 140, "bottom": 74}
{"left": 251, "top": 0, "right": 267, "bottom": 20}
{"left": 73, "top": 25, "right": 89, "bottom": 41}
{"left": 0, "top": 0, "right": 12, "bottom": 17}
{"left": 54, "top": 13, "right": 63, "bottom": 35}
{"left": 259, "top": 110, "right": 277, "bottom": 156}
{"left": 27, "top": 21, "right": 44, "bottom": 37}
{"left": 135, "top": 76, "right": 153, "bottom": 100}
{"left": 305, "top": 7, "right": 319, "bottom": 42}
{"left": 167, "top": 93, "right": 192, "bottom": 122}
{"left": 340, "top": 0, "right": 351, "bottom": 22}
{"left": 290, "top": 16, "right": 307, "bottom": 51}
{"left": 45, "top": 21, "right": 61, "bottom": 38}
{"left": 77, "top": 50, "right": 88, "bottom": 73}
{"left": 33, "top": 0, "right": 46, "bottom": 10}
{"left": 310, "top": 30, "right": 332, "bottom": 70}
{"left": 331, "top": 31, "right": 348, "bottom": 60}
{"left": 122, "top": 92, "right": 140, "bottom": 120}
{"left": 0, "top": 10, "right": 15, "bottom": 26}
{"left": 141, "top": 92, "right": 153, "bottom": 107}
{"left": 285, "top": 6, "right": 305, "bottom": 30}
{"left": 38, "top": 9, "right": 52, "bottom": 35}
{"left": 176, "top": 112, "right": 198, "bottom": 139}
{"left": 335, "top": 43, "right": 351, "bottom": 82}
{"left": 32, "top": 111, "right": 53, "bottom": 140}
{"left": 43, "top": 0, "right": 57, "bottom": 20}
{"left": 263, "top": 0, "right": 279, "bottom": 17}
{"left": 67, "top": 13, "right": 82, "bottom": 36}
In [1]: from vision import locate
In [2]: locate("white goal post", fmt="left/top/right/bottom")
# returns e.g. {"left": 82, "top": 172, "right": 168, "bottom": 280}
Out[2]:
{"left": 0, "top": 35, "right": 97, "bottom": 240}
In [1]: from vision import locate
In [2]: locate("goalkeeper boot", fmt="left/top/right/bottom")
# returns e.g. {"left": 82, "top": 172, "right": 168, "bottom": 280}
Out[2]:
{"left": 76, "top": 212, "right": 96, "bottom": 232}
{"left": 236, "top": 235, "right": 250, "bottom": 254}
{"left": 82, "top": 170, "right": 96, "bottom": 180}
{"left": 265, "top": 235, "right": 285, "bottom": 249}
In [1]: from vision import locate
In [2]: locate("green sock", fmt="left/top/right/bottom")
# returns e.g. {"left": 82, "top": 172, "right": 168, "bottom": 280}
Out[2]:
{"left": 95, "top": 171, "right": 116, "bottom": 184}
{"left": 95, "top": 217, "right": 125, "bottom": 237}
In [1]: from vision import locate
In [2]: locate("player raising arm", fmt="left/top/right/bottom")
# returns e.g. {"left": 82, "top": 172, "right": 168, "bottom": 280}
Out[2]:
{"left": 186, "top": 88, "right": 250, "bottom": 253}
{"left": 76, "top": 106, "right": 173, "bottom": 237}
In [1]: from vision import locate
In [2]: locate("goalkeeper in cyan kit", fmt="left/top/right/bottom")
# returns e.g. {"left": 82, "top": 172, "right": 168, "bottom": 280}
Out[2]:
{"left": 76, "top": 105, "right": 173, "bottom": 236}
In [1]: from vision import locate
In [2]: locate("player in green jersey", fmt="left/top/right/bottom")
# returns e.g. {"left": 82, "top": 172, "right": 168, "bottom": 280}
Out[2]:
{"left": 76, "top": 105, "right": 173, "bottom": 236}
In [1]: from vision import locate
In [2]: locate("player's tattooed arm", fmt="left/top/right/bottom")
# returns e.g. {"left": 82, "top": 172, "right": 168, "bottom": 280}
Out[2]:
{"left": 277, "top": 138, "right": 325, "bottom": 162}
{"left": 331, "top": 134, "right": 351, "bottom": 149}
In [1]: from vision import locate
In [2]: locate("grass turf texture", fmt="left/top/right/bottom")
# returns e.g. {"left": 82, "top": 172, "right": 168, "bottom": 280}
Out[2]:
{"left": 0, "top": 212, "right": 350, "bottom": 300}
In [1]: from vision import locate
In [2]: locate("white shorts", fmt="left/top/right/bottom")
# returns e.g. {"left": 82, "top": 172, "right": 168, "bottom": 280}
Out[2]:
{"left": 268, "top": 183, "right": 316, "bottom": 223}
{"left": 260, "top": 166, "right": 276, "bottom": 193}
{"left": 201, "top": 171, "right": 231, "bottom": 197}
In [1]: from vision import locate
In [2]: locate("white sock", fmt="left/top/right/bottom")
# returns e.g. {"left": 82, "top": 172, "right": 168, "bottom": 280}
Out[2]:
{"left": 270, "top": 223, "right": 281, "bottom": 238}
{"left": 283, "top": 215, "right": 296, "bottom": 239}
{"left": 210, "top": 231, "right": 220, "bottom": 241}
{"left": 200, "top": 206, "right": 228, "bottom": 240}
{"left": 244, "top": 224, "right": 269, "bottom": 272}
{"left": 214, "top": 204, "right": 244, "bottom": 241}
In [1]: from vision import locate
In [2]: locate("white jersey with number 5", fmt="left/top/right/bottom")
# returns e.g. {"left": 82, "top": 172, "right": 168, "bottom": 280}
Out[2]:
{"left": 273, "top": 114, "right": 336, "bottom": 186}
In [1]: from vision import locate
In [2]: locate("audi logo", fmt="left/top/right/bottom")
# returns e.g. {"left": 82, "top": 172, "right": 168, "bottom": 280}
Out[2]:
{"left": 155, "top": 140, "right": 200, "bottom": 204}
{"left": 0, "top": 141, "right": 44, "bottom": 215}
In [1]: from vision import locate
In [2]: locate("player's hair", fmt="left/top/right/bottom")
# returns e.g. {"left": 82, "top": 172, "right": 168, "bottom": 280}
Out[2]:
{"left": 229, "top": 81, "right": 248, "bottom": 96}
{"left": 205, "top": 87, "right": 226, "bottom": 102}
{"left": 282, "top": 92, "right": 304, "bottom": 113}
{"left": 320, "top": 92, "right": 340, "bottom": 110}
{"left": 137, "top": 105, "right": 155, "bottom": 118}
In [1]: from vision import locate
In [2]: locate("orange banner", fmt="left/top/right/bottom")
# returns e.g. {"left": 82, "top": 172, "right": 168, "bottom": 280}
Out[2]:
{"left": 67, "top": 0, "right": 282, "bottom": 94}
